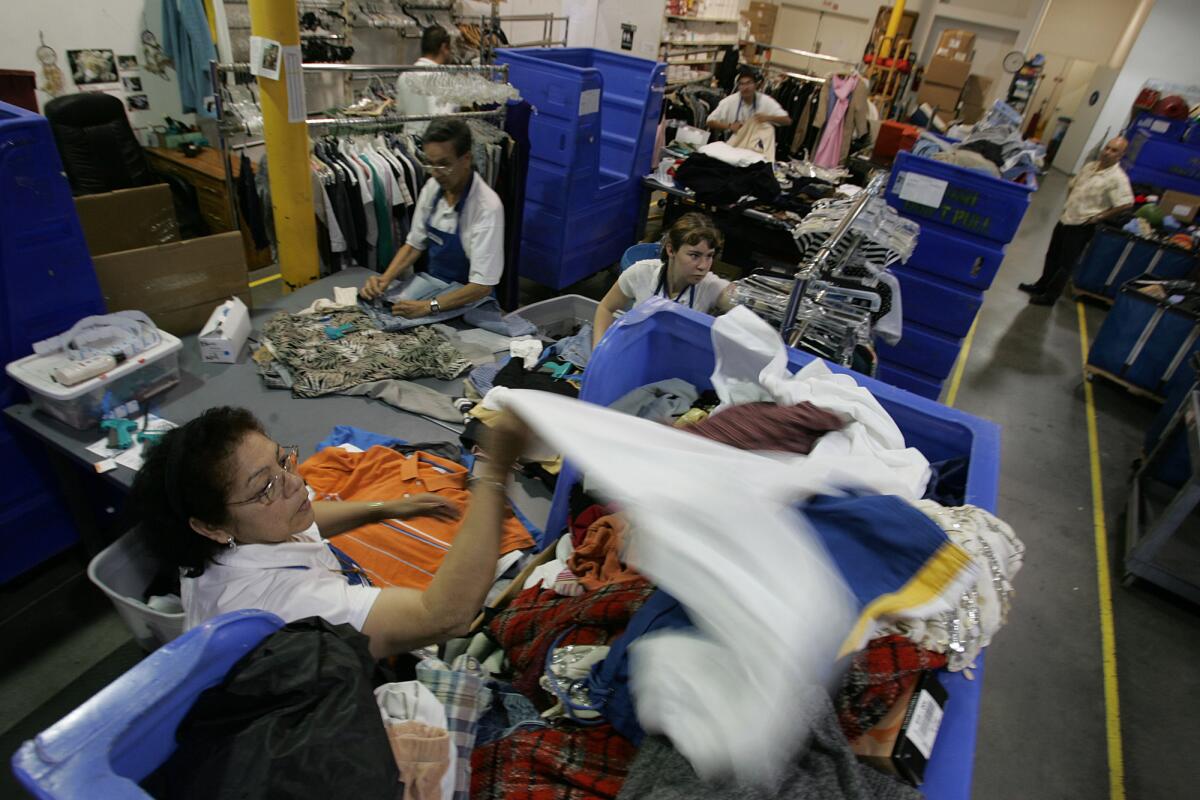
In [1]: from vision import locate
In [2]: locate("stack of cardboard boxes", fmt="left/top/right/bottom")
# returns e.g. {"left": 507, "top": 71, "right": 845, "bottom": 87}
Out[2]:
{"left": 916, "top": 29, "right": 975, "bottom": 126}
{"left": 740, "top": 2, "right": 778, "bottom": 60}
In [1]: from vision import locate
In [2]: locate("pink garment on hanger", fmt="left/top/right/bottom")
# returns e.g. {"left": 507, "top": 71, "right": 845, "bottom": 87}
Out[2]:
{"left": 812, "top": 74, "right": 858, "bottom": 169}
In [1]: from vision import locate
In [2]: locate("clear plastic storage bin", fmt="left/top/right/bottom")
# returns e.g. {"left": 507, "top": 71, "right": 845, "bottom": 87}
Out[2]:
{"left": 5, "top": 331, "right": 182, "bottom": 429}
{"left": 505, "top": 295, "right": 599, "bottom": 341}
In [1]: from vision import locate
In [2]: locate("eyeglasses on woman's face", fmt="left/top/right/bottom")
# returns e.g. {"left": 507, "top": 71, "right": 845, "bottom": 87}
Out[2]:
{"left": 229, "top": 445, "right": 299, "bottom": 506}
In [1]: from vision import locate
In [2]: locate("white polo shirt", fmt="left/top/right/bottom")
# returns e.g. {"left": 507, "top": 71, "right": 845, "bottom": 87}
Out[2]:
{"left": 618, "top": 259, "right": 730, "bottom": 314}
{"left": 180, "top": 522, "right": 381, "bottom": 632}
{"left": 406, "top": 175, "right": 505, "bottom": 286}
{"left": 708, "top": 91, "right": 787, "bottom": 126}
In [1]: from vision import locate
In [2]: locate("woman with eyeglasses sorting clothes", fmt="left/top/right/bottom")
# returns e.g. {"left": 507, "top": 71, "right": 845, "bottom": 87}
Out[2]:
{"left": 130, "top": 406, "right": 529, "bottom": 658}
{"left": 359, "top": 116, "right": 504, "bottom": 318}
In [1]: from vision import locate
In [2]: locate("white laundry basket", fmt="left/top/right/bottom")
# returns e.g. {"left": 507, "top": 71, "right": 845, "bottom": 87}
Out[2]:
{"left": 87, "top": 528, "right": 184, "bottom": 651}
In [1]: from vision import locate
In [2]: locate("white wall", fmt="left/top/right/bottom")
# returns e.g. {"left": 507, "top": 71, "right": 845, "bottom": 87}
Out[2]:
{"left": 1068, "top": 0, "right": 1200, "bottom": 172}
{"left": 563, "top": 0, "right": 664, "bottom": 59}
{"left": 0, "top": 0, "right": 193, "bottom": 137}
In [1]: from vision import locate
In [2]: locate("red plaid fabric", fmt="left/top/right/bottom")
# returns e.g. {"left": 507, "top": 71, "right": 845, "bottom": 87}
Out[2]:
{"left": 485, "top": 579, "right": 655, "bottom": 701}
{"left": 684, "top": 401, "right": 844, "bottom": 454}
{"left": 835, "top": 634, "right": 947, "bottom": 740}
{"left": 470, "top": 724, "right": 636, "bottom": 800}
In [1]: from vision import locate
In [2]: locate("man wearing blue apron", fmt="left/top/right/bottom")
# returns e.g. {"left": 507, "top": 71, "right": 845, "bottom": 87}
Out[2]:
{"left": 361, "top": 118, "right": 504, "bottom": 316}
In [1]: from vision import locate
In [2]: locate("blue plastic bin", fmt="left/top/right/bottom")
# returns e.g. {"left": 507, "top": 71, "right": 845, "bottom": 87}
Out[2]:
{"left": 497, "top": 48, "right": 666, "bottom": 290}
{"left": 543, "top": 299, "right": 998, "bottom": 800}
{"left": 892, "top": 265, "right": 984, "bottom": 338}
{"left": 902, "top": 218, "right": 1008, "bottom": 291}
{"left": 1073, "top": 227, "right": 1197, "bottom": 300}
{"left": 1126, "top": 131, "right": 1200, "bottom": 181}
{"left": 876, "top": 319, "right": 964, "bottom": 381}
{"left": 1127, "top": 112, "right": 1190, "bottom": 143}
{"left": 885, "top": 151, "right": 1034, "bottom": 245}
{"left": 1143, "top": 358, "right": 1197, "bottom": 488}
{"left": 12, "top": 610, "right": 285, "bottom": 799}
{"left": 1088, "top": 283, "right": 1200, "bottom": 399}
{"left": 0, "top": 99, "right": 106, "bottom": 582}
{"left": 1124, "top": 162, "right": 1200, "bottom": 196}
{"left": 876, "top": 361, "right": 945, "bottom": 401}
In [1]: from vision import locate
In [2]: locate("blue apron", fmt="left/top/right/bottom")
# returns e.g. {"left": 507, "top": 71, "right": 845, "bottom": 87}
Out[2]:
{"left": 424, "top": 172, "right": 474, "bottom": 284}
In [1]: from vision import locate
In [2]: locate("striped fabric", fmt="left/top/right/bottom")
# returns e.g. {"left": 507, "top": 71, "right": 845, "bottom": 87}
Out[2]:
{"left": 416, "top": 654, "right": 493, "bottom": 800}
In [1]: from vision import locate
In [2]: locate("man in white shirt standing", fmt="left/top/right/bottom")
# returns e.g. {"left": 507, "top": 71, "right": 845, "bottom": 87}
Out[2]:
{"left": 395, "top": 26, "right": 457, "bottom": 135}
{"left": 705, "top": 67, "right": 791, "bottom": 138}
{"left": 360, "top": 118, "right": 504, "bottom": 316}
{"left": 1021, "top": 136, "right": 1134, "bottom": 306}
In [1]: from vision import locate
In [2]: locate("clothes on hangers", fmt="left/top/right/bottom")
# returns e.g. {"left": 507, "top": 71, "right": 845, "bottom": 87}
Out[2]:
{"left": 394, "top": 57, "right": 458, "bottom": 136}
{"left": 812, "top": 73, "right": 869, "bottom": 167}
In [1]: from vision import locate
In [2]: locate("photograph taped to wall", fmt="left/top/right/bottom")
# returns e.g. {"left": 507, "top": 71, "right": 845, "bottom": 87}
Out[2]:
{"left": 67, "top": 49, "right": 118, "bottom": 85}
{"left": 117, "top": 54, "right": 139, "bottom": 72}
{"left": 122, "top": 76, "right": 143, "bottom": 92}
{"left": 127, "top": 94, "right": 150, "bottom": 111}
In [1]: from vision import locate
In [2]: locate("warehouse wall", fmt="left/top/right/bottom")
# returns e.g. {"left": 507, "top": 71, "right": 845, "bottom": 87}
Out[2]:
{"left": 1064, "top": 0, "right": 1200, "bottom": 173}
{"left": 0, "top": 0, "right": 190, "bottom": 135}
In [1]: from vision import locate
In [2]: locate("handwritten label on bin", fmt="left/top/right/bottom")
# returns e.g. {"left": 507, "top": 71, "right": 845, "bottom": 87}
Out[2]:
{"left": 896, "top": 172, "right": 948, "bottom": 209}
{"left": 579, "top": 89, "right": 601, "bottom": 116}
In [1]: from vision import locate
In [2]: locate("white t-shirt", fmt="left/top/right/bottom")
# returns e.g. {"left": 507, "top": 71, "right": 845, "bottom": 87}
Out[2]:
{"left": 394, "top": 57, "right": 458, "bottom": 136}
{"left": 617, "top": 259, "right": 730, "bottom": 314}
{"left": 1060, "top": 161, "right": 1134, "bottom": 225}
{"left": 708, "top": 91, "right": 787, "bottom": 126}
{"left": 180, "top": 522, "right": 381, "bottom": 632}
{"left": 406, "top": 175, "right": 505, "bottom": 286}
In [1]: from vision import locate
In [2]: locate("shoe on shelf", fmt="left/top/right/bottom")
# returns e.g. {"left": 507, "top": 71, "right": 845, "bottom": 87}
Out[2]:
{"left": 1028, "top": 293, "right": 1056, "bottom": 306}
{"left": 1018, "top": 282, "right": 1042, "bottom": 294}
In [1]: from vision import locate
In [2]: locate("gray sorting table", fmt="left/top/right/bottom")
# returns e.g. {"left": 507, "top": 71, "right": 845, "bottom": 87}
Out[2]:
{"left": 4, "top": 268, "right": 552, "bottom": 551}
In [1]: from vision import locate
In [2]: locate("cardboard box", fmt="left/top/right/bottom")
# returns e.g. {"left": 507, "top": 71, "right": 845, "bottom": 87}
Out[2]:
{"left": 74, "top": 184, "right": 180, "bottom": 257}
{"left": 852, "top": 670, "right": 948, "bottom": 787}
{"left": 924, "top": 55, "right": 971, "bottom": 89}
{"left": 959, "top": 102, "right": 985, "bottom": 124}
{"left": 199, "top": 296, "right": 252, "bottom": 363}
{"left": 92, "top": 232, "right": 251, "bottom": 336}
{"left": 935, "top": 29, "right": 975, "bottom": 62}
{"left": 1161, "top": 189, "right": 1200, "bottom": 223}
{"left": 75, "top": 183, "right": 251, "bottom": 336}
{"left": 917, "top": 82, "right": 963, "bottom": 117}
{"left": 960, "top": 74, "right": 992, "bottom": 107}
{"left": 741, "top": 2, "right": 778, "bottom": 42}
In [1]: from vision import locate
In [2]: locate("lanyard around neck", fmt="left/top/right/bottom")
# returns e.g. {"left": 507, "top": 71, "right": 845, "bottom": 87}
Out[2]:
{"left": 657, "top": 266, "right": 696, "bottom": 309}
{"left": 737, "top": 94, "right": 757, "bottom": 121}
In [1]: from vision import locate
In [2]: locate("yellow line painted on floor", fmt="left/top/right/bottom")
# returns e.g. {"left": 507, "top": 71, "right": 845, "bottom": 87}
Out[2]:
{"left": 248, "top": 273, "right": 282, "bottom": 288}
{"left": 1076, "top": 301, "right": 1126, "bottom": 800}
{"left": 943, "top": 316, "right": 979, "bottom": 408}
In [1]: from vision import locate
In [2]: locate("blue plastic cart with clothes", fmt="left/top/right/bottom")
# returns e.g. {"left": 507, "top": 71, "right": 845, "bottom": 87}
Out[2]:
{"left": 12, "top": 302, "right": 1001, "bottom": 800}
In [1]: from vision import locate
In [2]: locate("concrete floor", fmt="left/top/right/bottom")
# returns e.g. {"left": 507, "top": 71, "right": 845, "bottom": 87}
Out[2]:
{"left": 3, "top": 176, "right": 1198, "bottom": 798}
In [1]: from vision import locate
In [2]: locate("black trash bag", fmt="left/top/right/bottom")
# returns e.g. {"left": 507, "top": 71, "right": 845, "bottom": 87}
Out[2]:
{"left": 146, "top": 617, "right": 399, "bottom": 800}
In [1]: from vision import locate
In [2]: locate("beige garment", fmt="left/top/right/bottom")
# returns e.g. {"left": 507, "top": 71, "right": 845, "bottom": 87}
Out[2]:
{"left": 1060, "top": 161, "right": 1134, "bottom": 225}
{"left": 727, "top": 118, "right": 777, "bottom": 160}
{"left": 384, "top": 721, "right": 453, "bottom": 800}
{"left": 812, "top": 75, "right": 870, "bottom": 163}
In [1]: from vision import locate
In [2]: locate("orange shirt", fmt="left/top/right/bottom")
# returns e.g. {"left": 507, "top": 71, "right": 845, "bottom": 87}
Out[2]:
{"left": 300, "top": 446, "right": 535, "bottom": 590}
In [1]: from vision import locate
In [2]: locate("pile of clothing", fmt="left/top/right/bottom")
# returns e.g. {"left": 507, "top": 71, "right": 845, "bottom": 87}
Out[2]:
{"left": 917, "top": 101, "right": 1045, "bottom": 184}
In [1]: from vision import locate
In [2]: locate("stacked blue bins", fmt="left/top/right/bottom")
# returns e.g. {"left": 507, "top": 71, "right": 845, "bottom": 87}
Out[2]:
{"left": 1122, "top": 128, "right": 1200, "bottom": 195}
{"left": 1072, "top": 226, "right": 1197, "bottom": 301}
{"left": 1087, "top": 281, "right": 1200, "bottom": 401}
{"left": 1142, "top": 355, "right": 1198, "bottom": 488}
{"left": 878, "top": 151, "right": 1034, "bottom": 400}
{"left": 0, "top": 101, "right": 106, "bottom": 583}
{"left": 496, "top": 48, "right": 666, "bottom": 290}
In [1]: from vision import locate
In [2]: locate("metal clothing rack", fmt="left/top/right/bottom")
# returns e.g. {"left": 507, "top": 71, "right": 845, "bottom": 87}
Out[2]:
{"left": 780, "top": 172, "right": 886, "bottom": 343}
{"left": 749, "top": 41, "right": 861, "bottom": 69}
{"left": 211, "top": 59, "right": 511, "bottom": 229}
{"left": 762, "top": 61, "right": 826, "bottom": 85}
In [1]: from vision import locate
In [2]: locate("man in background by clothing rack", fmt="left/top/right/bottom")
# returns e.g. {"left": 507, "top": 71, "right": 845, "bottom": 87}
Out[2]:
{"left": 705, "top": 67, "right": 791, "bottom": 138}
{"left": 360, "top": 118, "right": 504, "bottom": 316}
{"left": 395, "top": 25, "right": 457, "bottom": 136}
{"left": 1020, "top": 136, "right": 1133, "bottom": 306}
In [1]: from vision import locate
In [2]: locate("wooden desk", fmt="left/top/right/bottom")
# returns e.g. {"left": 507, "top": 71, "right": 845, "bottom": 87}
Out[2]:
{"left": 144, "top": 146, "right": 273, "bottom": 272}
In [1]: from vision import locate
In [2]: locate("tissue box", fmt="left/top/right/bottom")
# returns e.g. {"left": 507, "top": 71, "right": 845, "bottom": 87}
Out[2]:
{"left": 198, "top": 297, "right": 251, "bottom": 363}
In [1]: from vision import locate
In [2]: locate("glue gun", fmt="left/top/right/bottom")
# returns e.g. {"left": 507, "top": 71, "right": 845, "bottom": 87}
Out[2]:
{"left": 101, "top": 418, "right": 140, "bottom": 450}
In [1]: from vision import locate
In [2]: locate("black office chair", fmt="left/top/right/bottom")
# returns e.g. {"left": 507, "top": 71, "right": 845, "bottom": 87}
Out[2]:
{"left": 44, "top": 92, "right": 156, "bottom": 195}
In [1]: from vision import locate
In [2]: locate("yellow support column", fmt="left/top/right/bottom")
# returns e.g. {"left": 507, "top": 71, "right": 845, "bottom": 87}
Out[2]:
{"left": 878, "top": 0, "right": 906, "bottom": 61}
{"left": 249, "top": 0, "right": 318, "bottom": 290}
